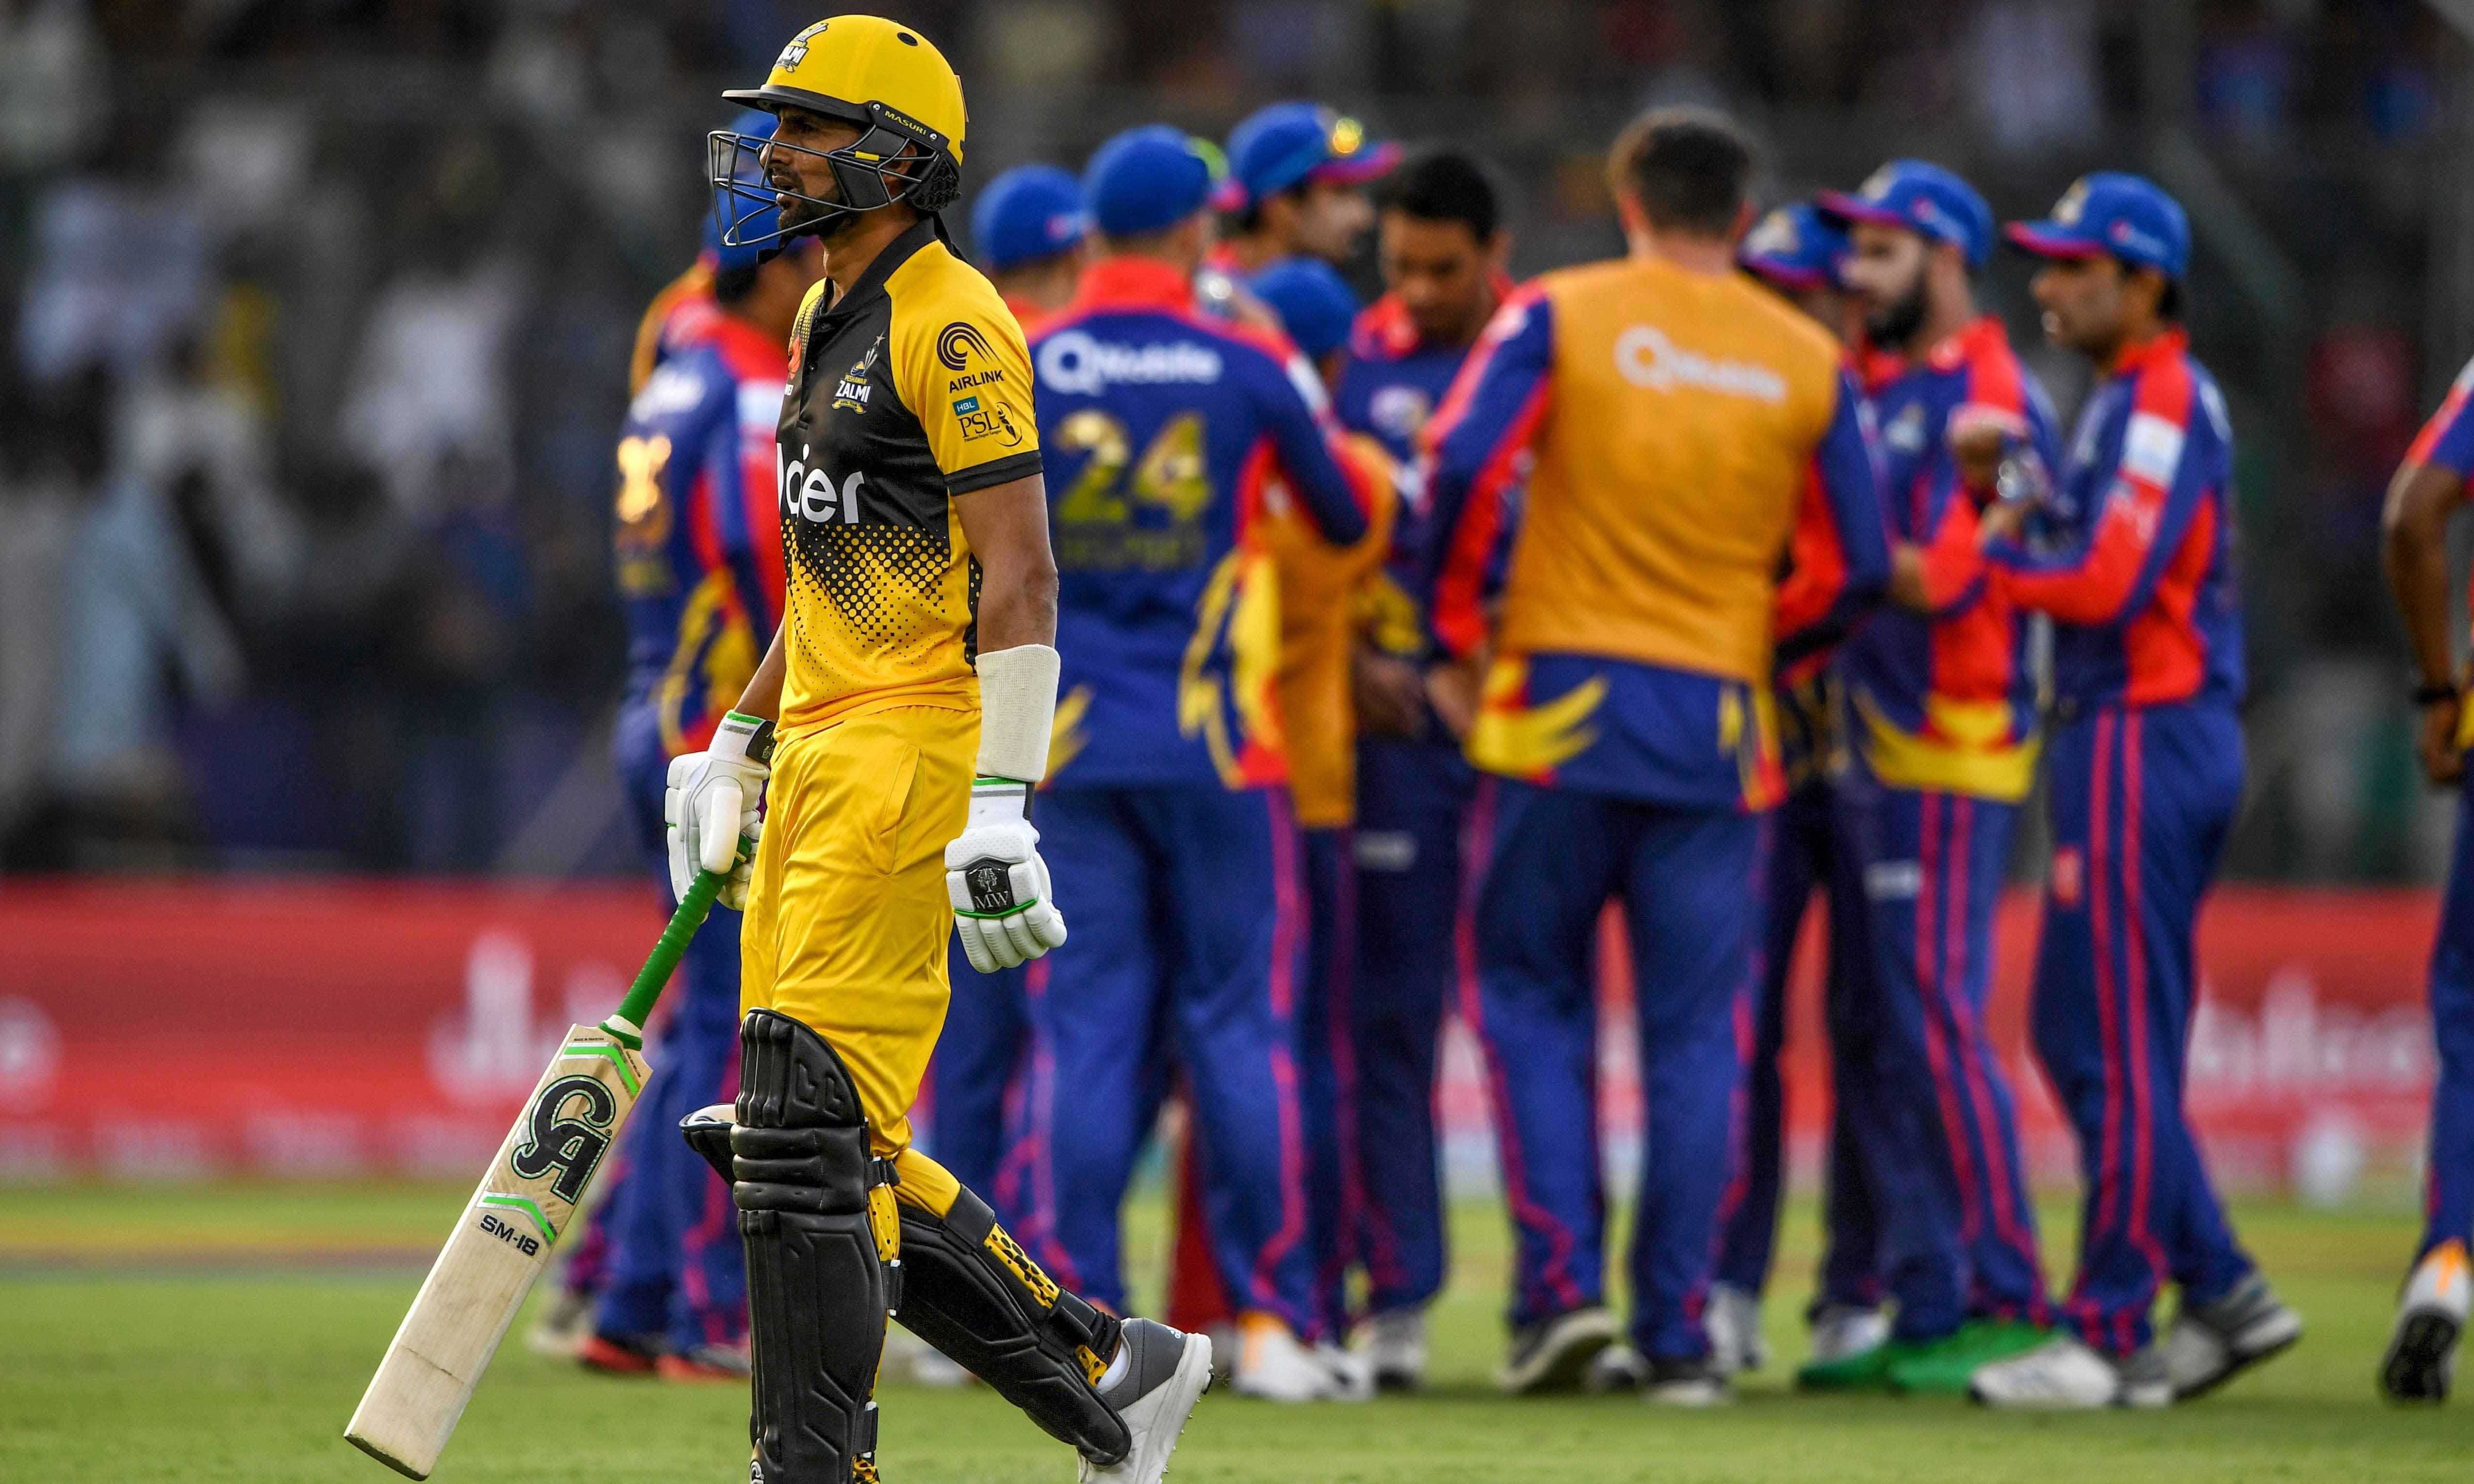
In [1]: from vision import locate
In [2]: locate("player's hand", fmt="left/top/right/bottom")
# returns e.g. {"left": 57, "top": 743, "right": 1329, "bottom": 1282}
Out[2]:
{"left": 1425, "top": 656, "right": 1482, "bottom": 742}
{"left": 1975, "top": 493, "right": 2032, "bottom": 550}
{"left": 1352, "top": 645, "right": 1429, "bottom": 740}
{"left": 2420, "top": 692, "right": 2465, "bottom": 788}
{"left": 665, "top": 712, "right": 771, "bottom": 909}
{"left": 945, "top": 781, "right": 1068, "bottom": 972}
{"left": 1949, "top": 403, "right": 2026, "bottom": 492}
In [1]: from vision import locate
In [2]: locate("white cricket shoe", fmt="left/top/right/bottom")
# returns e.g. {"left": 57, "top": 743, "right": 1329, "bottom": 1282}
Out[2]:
{"left": 524, "top": 1287, "right": 592, "bottom": 1359}
{"left": 1497, "top": 1306, "right": 1617, "bottom": 1394}
{"left": 1704, "top": 1282, "right": 1767, "bottom": 1376}
{"left": 2162, "top": 1273, "right": 2302, "bottom": 1400}
{"left": 1232, "top": 1314, "right": 1336, "bottom": 1402}
{"left": 1587, "top": 1343, "right": 1648, "bottom": 1393}
{"left": 1356, "top": 1307, "right": 1427, "bottom": 1392}
{"left": 1807, "top": 1304, "right": 1889, "bottom": 1365}
{"left": 1644, "top": 1357, "right": 1729, "bottom": 1407}
{"left": 1969, "top": 1335, "right": 2170, "bottom": 1409}
{"left": 1080, "top": 1319, "right": 1212, "bottom": 1484}
{"left": 2382, "top": 1240, "right": 2471, "bottom": 1403}
{"left": 1315, "top": 1342, "right": 1375, "bottom": 1402}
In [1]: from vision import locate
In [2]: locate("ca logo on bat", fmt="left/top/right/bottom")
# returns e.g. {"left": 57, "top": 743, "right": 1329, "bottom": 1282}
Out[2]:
{"left": 509, "top": 1074, "right": 620, "bottom": 1203}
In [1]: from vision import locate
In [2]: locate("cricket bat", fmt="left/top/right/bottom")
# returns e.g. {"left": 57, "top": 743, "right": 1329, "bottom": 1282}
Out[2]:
{"left": 345, "top": 862, "right": 733, "bottom": 1479}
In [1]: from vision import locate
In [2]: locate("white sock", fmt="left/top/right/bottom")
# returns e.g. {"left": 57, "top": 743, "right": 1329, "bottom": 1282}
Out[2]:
{"left": 1097, "top": 1339, "right": 1131, "bottom": 1391}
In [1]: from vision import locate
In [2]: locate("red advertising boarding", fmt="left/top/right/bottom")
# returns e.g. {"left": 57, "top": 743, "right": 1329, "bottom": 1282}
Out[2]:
{"left": 0, "top": 881, "right": 2448, "bottom": 1196}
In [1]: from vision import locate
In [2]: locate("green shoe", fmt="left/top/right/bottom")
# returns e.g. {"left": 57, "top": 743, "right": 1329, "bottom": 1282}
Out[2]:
{"left": 1886, "top": 1320, "right": 2052, "bottom": 1395}
{"left": 1796, "top": 1339, "right": 1896, "bottom": 1391}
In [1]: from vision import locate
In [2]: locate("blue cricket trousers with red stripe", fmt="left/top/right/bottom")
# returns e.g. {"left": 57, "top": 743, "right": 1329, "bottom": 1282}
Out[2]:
{"left": 2033, "top": 700, "right": 2254, "bottom": 1355}
{"left": 1471, "top": 778, "right": 1755, "bottom": 1363}
{"left": 1299, "top": 826, "right": 1361, "bottom": 1341}
{"left": 588, "top": 713, "right": 749, "bottom": 1353}
{"left": 1833, "top": 757, "right": 2047, "bottom": 1340}
{"left": 927, "top": 944, "right": 1030, "bottom": 1208}
{"left": 1715, "top": 776, "right": 1887, "bottom": 1313}
{"left": 1346, "top": 735, "right": 1477, "bottom": 1320}
{"left": 2420, "top": 774, "right": 2474, "bottom": 1262}
{"left": 1019, "top": 784, "right": 1318, "bottom": 1334}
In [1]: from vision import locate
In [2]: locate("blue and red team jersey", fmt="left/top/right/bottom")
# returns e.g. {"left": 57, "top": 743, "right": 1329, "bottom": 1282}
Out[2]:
{"left": 1840, "top": 317, "right": 2060, "bottom": 799}
{"left": 613, "top": 312, "right": 788, "bottom": 757}
{"left": 629, "top": 259, "right": 723, "bottom": 396}
{"left": 1029, "top": 257, "right": 1370, "bottom": 791}
{"left": 1986, "top": 328, "right": 2243, "bottom": 712}
{"left": 1420, "top": 263, "right": 1888, "bottom": 809}
{"left": 1333, "top": 290, "right": 1510, "bottom": 659}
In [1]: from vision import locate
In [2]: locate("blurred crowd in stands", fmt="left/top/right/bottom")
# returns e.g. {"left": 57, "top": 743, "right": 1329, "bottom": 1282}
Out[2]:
{"left": 0, "top": 0, "right": 2465, "bottom": 877}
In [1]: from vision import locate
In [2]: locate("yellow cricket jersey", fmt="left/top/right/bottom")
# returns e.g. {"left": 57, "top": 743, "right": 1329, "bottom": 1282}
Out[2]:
{"left": 1264, "top": 434, "right": 1398, "bottom": 828}
{"left": 774, "top": 218, "right": 1043, "bottom": 734}
{"left": 1469, "top": 256, "right": 1846, "bottom": 685}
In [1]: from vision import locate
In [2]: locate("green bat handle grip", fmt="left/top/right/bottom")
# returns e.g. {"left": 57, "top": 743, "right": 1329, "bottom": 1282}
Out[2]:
{"left": 599, "top": 836, "right": 750, "bottom": 1048}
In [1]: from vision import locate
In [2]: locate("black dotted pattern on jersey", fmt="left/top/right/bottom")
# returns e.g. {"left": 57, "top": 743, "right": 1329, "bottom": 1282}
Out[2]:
{"left": 784, "top": 516, "right": 964, "bottom": 676}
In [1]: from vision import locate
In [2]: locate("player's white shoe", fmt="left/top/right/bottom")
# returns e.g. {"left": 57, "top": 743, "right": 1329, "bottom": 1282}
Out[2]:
{"left": 2382, "top": 1240, "right": 2470, "bottom": 1403}
{"left": 1315, "top": 1342, "right": 1375, "bottom": 1402}
{"left": 1356, "top": 1307, "right": 1427, "bottom": 1392}
{"left": 524, "top": 1287, "right": 593, "bottom": 1359}
{"left": 1644, "top": 1357, "right": 1729, "bottom": 1407}
{"left": 1704, "top": 1282, "right": 1767, "bottom": 1376}
{"left": 1081, "top": 1320, "right": 1212, "bottom": 1484}
{"left": 1587, "top": 1343, "right": 1648, "bottom": 1393}
{"left": 1232, "top": 1315, "right": 1336, "bottom": 1402}
{"left": 1968, "top": 1335, "right": 2170, "bottom": 1409}
{"left": 1806, "top": 1304, "right": 1889, "bottom": 1366}
{"left": 1498, "top": 1305, "right": 1617, "bottom": 1394}
{"left": 2161, "top": 1273, "right": 2303, "bottom": 1399}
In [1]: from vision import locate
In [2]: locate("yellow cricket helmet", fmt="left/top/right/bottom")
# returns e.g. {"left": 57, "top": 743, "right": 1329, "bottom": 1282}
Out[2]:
{"left": 710, "top": 15, "right": 968, "bottom": 247}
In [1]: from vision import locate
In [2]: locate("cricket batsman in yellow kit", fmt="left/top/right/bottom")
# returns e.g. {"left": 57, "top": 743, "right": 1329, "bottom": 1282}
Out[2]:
{"left": 664, "top": 17, "right": 1212, "bottom": 1484}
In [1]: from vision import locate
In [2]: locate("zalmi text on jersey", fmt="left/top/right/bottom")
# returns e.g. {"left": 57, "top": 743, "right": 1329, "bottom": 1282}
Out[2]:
{"left": 775, "top": 218, "right": 1042, "bottom": 732}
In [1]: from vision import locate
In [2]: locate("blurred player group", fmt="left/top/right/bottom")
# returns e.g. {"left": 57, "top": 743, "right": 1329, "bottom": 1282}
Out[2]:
{"left": 524, "top": 14, "right": 2474, "bottom": 1469}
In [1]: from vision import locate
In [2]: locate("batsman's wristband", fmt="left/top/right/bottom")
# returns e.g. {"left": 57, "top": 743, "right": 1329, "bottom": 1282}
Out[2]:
{"left": 974, "top": 644, "right": 1059, "bottom": 784}
{"left": 2416, "top": 682, "right": 2459, "bottom": 708}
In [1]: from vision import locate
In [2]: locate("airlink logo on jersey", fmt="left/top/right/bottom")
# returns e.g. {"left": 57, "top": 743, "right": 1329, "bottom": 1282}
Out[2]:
{"left": 1612, "top": 325, "right": 1787, "bottom": 403}
{"left": 1036, "top": 329, "right": 1223, "bottom": 398}
{"left": 778, "top": 444, "right": 866, "bottom": 526}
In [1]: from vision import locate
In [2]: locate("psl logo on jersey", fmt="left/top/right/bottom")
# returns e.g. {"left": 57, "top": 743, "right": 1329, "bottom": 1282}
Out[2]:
{"left": 508, "top": 1074, "right": 618, "bottom": 1204}
{"left": 938, "top": 321, "right": 995, "bottom": 371}
{"left": 951, "top": 394, "right": 1024, "bottom": 447}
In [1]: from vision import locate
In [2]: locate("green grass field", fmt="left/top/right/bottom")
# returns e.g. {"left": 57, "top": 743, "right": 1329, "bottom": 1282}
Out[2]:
{"left": 2, "top": 1183, "right": 2467, "bottom": 1483}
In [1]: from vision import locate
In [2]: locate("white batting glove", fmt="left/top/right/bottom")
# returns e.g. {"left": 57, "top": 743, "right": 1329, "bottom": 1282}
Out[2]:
{"left": 945, "top": 779, "right": 1067, "bottom": 972}
{"left": 664, "top": 711, "right": 771, "bottom": 910}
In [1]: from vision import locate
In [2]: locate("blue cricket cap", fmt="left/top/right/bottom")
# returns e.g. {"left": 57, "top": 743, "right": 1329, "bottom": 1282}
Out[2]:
{"left": 1738, "top": 202, "right": 1849, "bottom": 293}
{"left": 1083, "top": 125, "right": 1215, "bottom": 238}
{"left": 1210, "top": 101, "right": 1400, "bottom": 213}
{"left": 1817, "top": 159, "right": 1993, "bottom": 270}
{"left": 971, "top": 164, "right": 1086, "bottom": 273}
{"left": 705, "top": 112, "right": 780, "bottom": 273}
{"left": 1249, "top": 258, "right": 1361, "bottom": 361}
{"left": 2005, "top": 172, "right": 2190, "bottom": 280}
